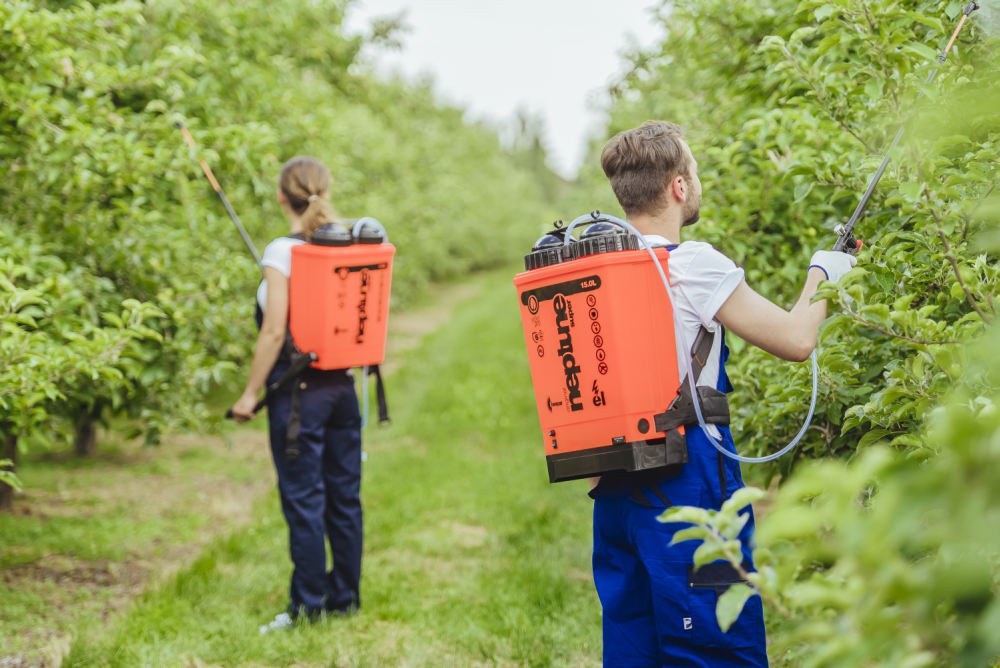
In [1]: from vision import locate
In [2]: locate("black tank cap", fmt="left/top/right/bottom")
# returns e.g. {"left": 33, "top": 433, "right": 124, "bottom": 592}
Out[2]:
{"left": 311, "top": 223, "right": 352, "bottom": 247}
{"left": 354, "top": 220, "right": 385, "bottom": 244}
{"left": 581, "top": 220, "right": 626, "bottom": 238}
{"left": 532, "top": 233, "right": 565, "bottom": 252}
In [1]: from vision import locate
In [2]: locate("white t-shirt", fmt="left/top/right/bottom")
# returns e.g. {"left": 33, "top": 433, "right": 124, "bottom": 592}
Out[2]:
{"left": 644, "top": 235, "right": 745, "bottom": 437}
{"left": 256, "top": 237, "right": 305, "bottom": 310}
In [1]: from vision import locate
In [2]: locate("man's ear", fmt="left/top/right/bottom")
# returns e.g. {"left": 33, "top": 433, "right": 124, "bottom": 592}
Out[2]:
{"left": 671, "top": 175, "right": 687, "bottom": 203}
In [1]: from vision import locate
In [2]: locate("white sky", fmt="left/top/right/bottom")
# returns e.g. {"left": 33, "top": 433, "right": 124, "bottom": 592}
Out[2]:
{"left": 344, "top": 0, "right": 664, "bottom": 179}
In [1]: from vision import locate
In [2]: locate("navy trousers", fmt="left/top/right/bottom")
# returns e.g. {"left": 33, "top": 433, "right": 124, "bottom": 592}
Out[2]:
{"left": 267, "top": 365, "right": 363, "bottom": 614}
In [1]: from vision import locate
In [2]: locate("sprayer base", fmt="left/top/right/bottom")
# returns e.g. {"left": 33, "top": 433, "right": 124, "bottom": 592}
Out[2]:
{"left": 546, "top": 435, "right": 689, "bottom": 483}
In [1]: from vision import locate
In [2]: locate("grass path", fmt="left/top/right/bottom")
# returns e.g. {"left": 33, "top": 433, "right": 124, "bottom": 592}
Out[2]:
{"left": 57, "top": 270, "right": 601, "bottom": 667}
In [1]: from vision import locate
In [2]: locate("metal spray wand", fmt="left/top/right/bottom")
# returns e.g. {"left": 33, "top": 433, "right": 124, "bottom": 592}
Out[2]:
{"left": 833, "top": 2, "right": 980, "bottom": 254}
{"left": 175, "top": 123, "right": 263, "bottom": 269}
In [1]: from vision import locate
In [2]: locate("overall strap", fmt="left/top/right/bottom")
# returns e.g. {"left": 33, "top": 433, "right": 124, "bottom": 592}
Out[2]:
{"left": 688, "top": 326, "right": 716, "bottom": 385}
{"left": 653, "top": 326, "right": 731, "bottom": 434}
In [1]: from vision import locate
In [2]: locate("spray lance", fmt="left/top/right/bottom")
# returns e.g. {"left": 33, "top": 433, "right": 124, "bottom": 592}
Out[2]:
{"left": 831, "top": 1, "right": 980, "bottom": 256}
{"left": 175, "top": 123, "right": 263, "bottom": 269}
{"left": 175, "top": 124, "right": 317, "bottom": 418}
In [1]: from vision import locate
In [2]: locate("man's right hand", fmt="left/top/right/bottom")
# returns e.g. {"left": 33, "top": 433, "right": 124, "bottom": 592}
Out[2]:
{"left": 809, "top": 250, "right": 858, "bottom": 284}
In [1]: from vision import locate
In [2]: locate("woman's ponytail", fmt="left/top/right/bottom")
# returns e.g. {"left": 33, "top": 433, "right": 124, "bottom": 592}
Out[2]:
{"left": 279, "top": 156, "right": 341, "bottom": 237}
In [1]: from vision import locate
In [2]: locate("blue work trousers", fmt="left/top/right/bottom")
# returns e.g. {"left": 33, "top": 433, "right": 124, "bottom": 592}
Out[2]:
{"left": 592, "top": 425, "right": 768, "bottom": 667}
{"left": 267, "top": 366, "right": 363, "bottom": 615}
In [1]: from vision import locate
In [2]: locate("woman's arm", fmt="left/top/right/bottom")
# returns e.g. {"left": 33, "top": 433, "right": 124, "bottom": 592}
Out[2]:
{"left": 715, "top": 268, "right": 828, "bottom": 363}
{"left": 230, "top": 267, "right": 290, "bottom": 423}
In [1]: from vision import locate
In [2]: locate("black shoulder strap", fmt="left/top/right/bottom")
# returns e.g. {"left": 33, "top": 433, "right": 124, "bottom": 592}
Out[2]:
{"left": 688, "top": 326, "right": 716, "bottom": 384}
{"left": 367, "top": 364, "right": 391, "bottom": 426}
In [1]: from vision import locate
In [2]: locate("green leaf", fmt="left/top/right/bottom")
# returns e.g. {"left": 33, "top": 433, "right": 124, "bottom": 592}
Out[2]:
{"left": 901, "top": 41, "right": 939, "bottom": 62}
{"left": 899, "top": 182, "right": 923, "bottom": 201}
{"left": 671, "top": 527, "right": 711, "bottom": 545}
{"left": 659, "top": 506, "right": 711, "bottom": 525}
{"left": 721, "top": 487, "right": 766, "bottom": 515}
{"left": 793, "top": 181, "right": 813, "bottom": 203}
{"left": 717, "top": 584, "right": 755, "bottom": 632}
{"left": 905, "top": 12, "right": 945, "bottom": 33}
{"left": 858, "top": 428, "right": 893, "bottom": 449}
{"left": 864, "top": 77, "right": 883, "bottom": 101}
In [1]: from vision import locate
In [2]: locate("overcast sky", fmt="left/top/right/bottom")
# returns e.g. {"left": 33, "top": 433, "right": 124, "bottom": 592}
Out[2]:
{"left": 344, "top": 0, "right": 664, "bottom": 179}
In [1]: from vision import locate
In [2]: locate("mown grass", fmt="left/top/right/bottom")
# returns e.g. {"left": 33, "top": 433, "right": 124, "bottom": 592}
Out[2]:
{"left": 63, "top": 272, "right": 603, "bottom": 667}
{"left": 0, "top": 428, "right": 273, "bottom": 658}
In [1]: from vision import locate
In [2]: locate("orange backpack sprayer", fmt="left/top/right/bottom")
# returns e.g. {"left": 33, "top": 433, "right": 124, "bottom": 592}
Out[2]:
{"left": 289, "top": 219, "right": 395, "bottom": 371}
{"left": 515, "top": 3, "right": 981, "bottom": 483}
{"left": 514, "top": 213, "right": 817, "bottom": 483}
{"left": 175, "top": 124, "right": 394, "bottom": 427}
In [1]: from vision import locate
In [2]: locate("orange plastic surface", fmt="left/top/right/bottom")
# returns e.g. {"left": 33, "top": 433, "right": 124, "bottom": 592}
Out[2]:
{"left": 512, "top": 248, "right": 682, "bottom": 456}
{"left": 290, "top": 243, "right": 395, "bottom": 369}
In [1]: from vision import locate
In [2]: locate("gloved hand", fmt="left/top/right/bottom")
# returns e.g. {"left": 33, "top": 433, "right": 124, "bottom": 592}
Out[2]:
{"left": 809, "top": 250, "right": 857, "bottom": 283}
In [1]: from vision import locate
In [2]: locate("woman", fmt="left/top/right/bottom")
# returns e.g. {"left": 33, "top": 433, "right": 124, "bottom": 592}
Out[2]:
{"left": 231, "top": 157, "right": 363, "bottom": 625}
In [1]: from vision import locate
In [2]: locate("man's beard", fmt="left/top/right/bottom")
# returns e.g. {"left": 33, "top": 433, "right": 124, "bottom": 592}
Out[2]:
{"left": 681, "top": 189, "right": 701, "bottom": 227}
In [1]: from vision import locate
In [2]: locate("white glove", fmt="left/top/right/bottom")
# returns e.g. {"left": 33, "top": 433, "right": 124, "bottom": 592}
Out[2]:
{"left": 809, "top": 250, "right": 857, "bottom": 283}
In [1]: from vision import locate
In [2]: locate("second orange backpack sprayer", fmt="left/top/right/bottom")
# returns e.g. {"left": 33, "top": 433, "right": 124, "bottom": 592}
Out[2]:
{"left": 175, "top": 124, "right": 394, "bottom": 429}
{"left": 514, "top": 4, "right": 980, "bottom": 482}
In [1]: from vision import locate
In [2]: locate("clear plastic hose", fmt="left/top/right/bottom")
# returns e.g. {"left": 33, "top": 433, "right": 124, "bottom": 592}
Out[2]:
{"left": 563, "top": 213, "right": 819, "bottom": 464}
{"left": 353, "top": 216, "right": 383, "bottom": 432}
{"left": 361, "top": 365, "right": 370, "bottom": 430}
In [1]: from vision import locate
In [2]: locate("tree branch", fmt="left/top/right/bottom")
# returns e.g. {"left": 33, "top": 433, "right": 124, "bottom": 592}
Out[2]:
{"left": 781, "top": 49, "right": 875, "bottom": 154}
{"left": 922, "top": 187, "right": 993, "bottom": 323}
{"left": 0, "top": 337, "right": 131, "bottom": 400}
{"left": 839, "top": 298, "right": 962, "bottom": 346}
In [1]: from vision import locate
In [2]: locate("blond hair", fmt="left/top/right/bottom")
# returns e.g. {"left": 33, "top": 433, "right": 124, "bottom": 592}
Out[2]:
{"left": 600, "top": 120, "right": 692, "bottom": 217}
{"left": 279, "top": 156, "right": 341, "bottom": 236}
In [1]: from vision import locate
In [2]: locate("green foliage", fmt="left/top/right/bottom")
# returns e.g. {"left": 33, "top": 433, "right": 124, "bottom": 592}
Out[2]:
{"left": 0, "top": 0, "right": 549, "bottom": 455}
{"left": 580, "top": 0, "right": 1000, "bottom": 662}
{"left": 0, "top": 224, "right": 162, "bottom": 448}
{"left": 573, "top": 0, "right": 999, "bottom": 480}
{"left": 670, "top": 326, "right": 1000, "bottom": 664}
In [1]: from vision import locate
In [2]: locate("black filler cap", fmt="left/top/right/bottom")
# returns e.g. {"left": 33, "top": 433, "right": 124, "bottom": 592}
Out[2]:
{"left": 525, "top": 221, "right": 571, "bottom": 271}
{"left": 571, "top": 218, "right": 639, "bottom": 260}
{"left": 311, "top": 223, "right": 352, "bottom": 247}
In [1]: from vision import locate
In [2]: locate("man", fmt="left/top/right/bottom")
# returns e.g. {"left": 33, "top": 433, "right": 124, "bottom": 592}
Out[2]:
{"left": 590, "top": 120, "right": 855, "bottom": 667}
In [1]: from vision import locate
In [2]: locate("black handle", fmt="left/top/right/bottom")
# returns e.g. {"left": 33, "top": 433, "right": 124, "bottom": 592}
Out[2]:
{"left": 226, "top": 352, "right": 318, "bottom": 419}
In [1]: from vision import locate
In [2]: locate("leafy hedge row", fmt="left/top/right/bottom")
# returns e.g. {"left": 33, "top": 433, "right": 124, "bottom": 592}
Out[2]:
{"left": 0, "top": 0, "right": 549, "bottom": 485}
{"left": 572, "top": 0, "right": 998, "bottom": 482}
{"left": 572, "top": 0, "right": 999, "bottom": 662}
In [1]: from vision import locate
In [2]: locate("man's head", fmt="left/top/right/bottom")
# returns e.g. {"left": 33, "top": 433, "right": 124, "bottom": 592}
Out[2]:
{"left": 600, "top": 120, "right": 702, "bottom": 227}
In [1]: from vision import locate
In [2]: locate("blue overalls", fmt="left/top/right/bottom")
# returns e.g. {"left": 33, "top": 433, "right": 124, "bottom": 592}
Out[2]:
{"left": 591, "top": 333, "right": 768, "bottom": 667}
{"left": 257, "top": 306, "right": 364, "bottom": 617}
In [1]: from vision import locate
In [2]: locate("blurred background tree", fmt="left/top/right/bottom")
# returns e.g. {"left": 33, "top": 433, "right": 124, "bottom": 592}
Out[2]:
{"left": 0, "top": 0, "right": 558, "bottom": 496}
